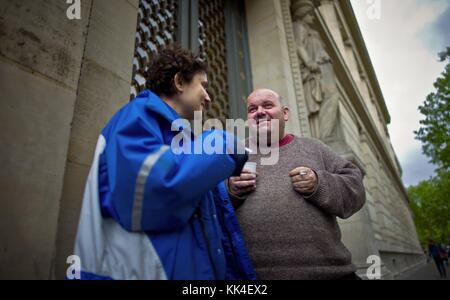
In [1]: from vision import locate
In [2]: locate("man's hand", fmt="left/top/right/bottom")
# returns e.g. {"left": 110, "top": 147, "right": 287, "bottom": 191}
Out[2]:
{"left": 228, "top": 170, "right": 257, "bottom": 197}
{"left": 289, "top": 167, "right": 318, "bottom": 195}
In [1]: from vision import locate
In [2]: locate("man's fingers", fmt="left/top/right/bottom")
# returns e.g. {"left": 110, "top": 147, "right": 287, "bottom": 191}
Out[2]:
{"left": 290, "top": 167, "right": 317, "bottom": 194}
{"left": 229, "top": 176, "right": 241, "bottom": 183}
{"left": 289, "top": 168, "right": 301, "bottom": 177}
{"left": 291, "top": 175, "right": 315, "bottom": 184}
{"left": 289, "top": 167, "right": 312, "bottom": 177}
{"left": 236, "top": 186, "right": 257, "bottom": 195}
{"left": 239, "top": 173, "right": 257, "bottom": 181}
{"left": 234, "top": 180, "right": 256, "bottom": 189}
{"left": 293, "top": 181, "right": 314, "bottom": 190}
{"left": 294, "top": 186, "right": 314, "bottom": 194}
{"left": 229, "top": 177, "right": 257, "bottom": 196}
{"left": 291, "top": 175, "right": 307, "bottom": 183}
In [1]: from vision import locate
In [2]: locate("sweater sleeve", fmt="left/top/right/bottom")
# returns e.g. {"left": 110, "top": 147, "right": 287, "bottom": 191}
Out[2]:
{"left": 303, "top": 141, "right": 366, "bottom": 219}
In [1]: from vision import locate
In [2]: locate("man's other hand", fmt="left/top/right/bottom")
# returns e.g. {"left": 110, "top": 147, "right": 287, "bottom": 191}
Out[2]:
{"left": 289, "top": 167, "right": 317, "bottom": 195}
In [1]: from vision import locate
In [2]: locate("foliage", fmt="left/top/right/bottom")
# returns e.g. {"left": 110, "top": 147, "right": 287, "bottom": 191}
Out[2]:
{"left": 410, "top": 49, "right": 450, "bottom": 247}
{"left": 414, "top": 48, "right": 450, "bottom": 171}
{"left": 408, "top": 170, "right": 450, "bottom": 246}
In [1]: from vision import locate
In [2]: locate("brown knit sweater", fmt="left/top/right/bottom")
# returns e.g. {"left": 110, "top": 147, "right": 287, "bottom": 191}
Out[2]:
{"left": 230, "top": 137, "right": 366, "bottom": 280}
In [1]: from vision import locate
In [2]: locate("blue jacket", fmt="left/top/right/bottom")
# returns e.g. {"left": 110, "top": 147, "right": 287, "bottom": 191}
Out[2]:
{"left": 73, "top": 90, "right": 255, "bottom": 280}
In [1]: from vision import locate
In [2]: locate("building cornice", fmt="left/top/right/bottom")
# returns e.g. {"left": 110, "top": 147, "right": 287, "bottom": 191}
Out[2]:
{"left": 339, "top": 0, "right": 391, "bottom": 125}
{"left": 313, "top": 3, "right": 409, "bottom": 201}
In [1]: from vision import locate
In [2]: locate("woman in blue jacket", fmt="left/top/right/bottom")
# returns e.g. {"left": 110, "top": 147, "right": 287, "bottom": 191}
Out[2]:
{"left": 73, "top": 45, "right": 255, "bottom": 280}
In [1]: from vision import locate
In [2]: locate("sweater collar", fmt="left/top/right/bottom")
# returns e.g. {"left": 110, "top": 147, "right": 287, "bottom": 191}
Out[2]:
{"left": 279, "top": 134, "right": 295, "bottom": 147}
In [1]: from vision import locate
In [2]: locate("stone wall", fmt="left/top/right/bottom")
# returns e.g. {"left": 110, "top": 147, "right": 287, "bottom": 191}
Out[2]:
{"left": 52, "top": 0, "right": 138, "bottom": 279}
{"left": 0, "top": 0, "right": 91, "bottom": 279}
{"left": 0, "top": 0, "right": 138, "bottom": 279}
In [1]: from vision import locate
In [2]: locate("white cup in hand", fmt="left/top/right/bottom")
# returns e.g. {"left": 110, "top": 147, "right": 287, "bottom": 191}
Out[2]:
{"left": 243, "top": 162, "right": 257, "bottom": 175}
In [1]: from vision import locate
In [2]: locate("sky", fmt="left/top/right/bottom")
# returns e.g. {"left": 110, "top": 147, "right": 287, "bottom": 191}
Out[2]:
{"left": 350, "top": 0, "right": 449, "bottom": 187}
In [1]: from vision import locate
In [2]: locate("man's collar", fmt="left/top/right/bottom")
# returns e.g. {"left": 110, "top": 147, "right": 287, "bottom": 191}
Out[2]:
{"left": 247, "top": 134, "right": 295, "bottom": 149}
{"left": 279, "top": 134, "right": 295, "bottom": 147}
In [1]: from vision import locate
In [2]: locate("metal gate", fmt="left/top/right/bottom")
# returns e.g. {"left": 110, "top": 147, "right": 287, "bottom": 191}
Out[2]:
{"left": 130, "top": 0, "right": 252, "bottom": 121}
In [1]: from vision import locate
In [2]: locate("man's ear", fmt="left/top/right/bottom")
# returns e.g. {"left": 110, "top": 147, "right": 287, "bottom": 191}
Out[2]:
{"left": 174, "top": 73, "right": 184, "bottom": 93}
{"left": 283, "top": 106, "right": 290, "bottom": 121}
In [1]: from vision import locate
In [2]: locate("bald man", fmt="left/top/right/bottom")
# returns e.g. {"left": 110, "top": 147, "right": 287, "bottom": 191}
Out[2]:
{"left": 227, "top": 89, "right": 366, "bottom": 280}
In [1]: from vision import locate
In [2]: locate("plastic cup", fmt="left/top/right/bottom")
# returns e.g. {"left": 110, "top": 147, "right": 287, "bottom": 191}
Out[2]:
{"left": 243, "top": 162, "right": 257, "bottom": 175}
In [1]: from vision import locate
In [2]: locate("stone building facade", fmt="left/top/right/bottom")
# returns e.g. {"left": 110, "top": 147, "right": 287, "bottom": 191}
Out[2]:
{"left": 0, "top": 0, "right": 423, "bottom": 279}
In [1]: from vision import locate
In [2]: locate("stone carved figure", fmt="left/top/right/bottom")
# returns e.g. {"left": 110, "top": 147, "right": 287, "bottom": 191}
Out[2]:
{"left": 292, "top": 0, "right": 340, "bottom": 140}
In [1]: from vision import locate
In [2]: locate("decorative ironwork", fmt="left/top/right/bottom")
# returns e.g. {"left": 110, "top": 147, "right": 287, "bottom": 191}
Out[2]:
{"left": 198, "top": 0, "right": 229, "bottom": 123}
{"left": 130, "top": 0, "right": 178, "bottom": 100}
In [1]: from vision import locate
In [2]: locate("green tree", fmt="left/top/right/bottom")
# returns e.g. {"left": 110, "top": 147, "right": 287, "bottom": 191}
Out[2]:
{"left": 409, "top": 48, "right": 450, "bottom": 246}
{"left": 414, "top": 47, "right": 450, "bottom": 171}
{"left": 408, "top": 171, "right": 450, "bottom": 245}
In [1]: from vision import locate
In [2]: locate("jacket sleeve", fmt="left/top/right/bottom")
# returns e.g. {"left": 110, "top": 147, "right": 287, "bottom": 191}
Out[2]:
{"left": 101, "top": 107, "right": 245, "bottom": 233}
{"left": 304, "top": 141, "right": 366, "bottom": 219}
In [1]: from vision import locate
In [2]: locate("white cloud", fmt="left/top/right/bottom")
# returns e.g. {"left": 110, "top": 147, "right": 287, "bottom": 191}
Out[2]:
{"left": 350, "top": 0, "right": 447, "bottom": 186}
{"left": 401, "top": 150, "right": 436, "bottom": 186}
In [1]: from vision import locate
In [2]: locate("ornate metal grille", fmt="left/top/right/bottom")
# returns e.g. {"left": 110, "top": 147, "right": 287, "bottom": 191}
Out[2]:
{"left": 198, "top": 0, "right": 229, "bottom": 123}
{"left": 131, "top": 0, "right": 178, "bottom": 100}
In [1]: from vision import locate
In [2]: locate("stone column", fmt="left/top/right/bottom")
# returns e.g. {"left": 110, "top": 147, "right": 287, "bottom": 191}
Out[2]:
{"left": 0, "top": 0, "right": 91, "bottom": 279}
{"left": 52, "top": 0, "right": 138, "bottom": 279}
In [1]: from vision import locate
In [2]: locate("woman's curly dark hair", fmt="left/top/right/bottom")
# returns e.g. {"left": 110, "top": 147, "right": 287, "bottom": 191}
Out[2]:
{"left": 145, "top": 44, "right": 207, "bottom": 97}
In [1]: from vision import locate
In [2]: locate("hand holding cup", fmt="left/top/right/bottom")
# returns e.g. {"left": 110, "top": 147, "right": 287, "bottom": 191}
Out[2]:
{"left": 228, "top": 162, "right": 257, "bottom": 197}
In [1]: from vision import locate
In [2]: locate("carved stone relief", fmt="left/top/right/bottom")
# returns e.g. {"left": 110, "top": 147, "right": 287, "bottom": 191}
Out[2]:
{"left": 291, "top": 0, "right": 341, "bottom": 141}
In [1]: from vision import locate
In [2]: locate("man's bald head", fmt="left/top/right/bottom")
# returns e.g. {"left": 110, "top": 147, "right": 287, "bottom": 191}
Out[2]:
{"left": 247, "top": 89, "right": 284, "bottom": 106}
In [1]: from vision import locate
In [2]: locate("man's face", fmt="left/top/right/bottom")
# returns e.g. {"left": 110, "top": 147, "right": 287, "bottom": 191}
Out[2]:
{"left": 247, "top": 89, "right": 289, "bottom": 140}
{"left": 177, "top": 72, "right": 211, "bottom": 120}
